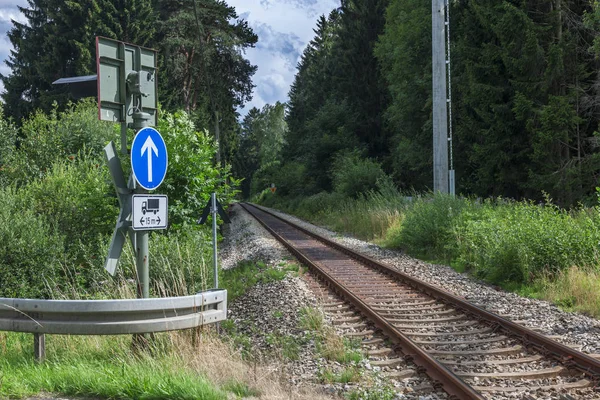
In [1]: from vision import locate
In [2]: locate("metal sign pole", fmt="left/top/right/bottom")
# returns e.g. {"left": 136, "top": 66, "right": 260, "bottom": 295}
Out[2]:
{"left": 133, "top": 113, "right": 151, "bottom": 299}
{"left": 211, "top": 192, "right": 218, "bottom": 288}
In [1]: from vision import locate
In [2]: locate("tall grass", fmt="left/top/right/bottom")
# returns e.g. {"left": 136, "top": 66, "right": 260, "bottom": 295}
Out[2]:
{"left": 539, "top": 266, "right": 600, "bottom": 318}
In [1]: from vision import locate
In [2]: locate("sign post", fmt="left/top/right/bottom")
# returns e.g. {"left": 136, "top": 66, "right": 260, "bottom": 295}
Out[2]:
{"left": 198, "top": 194, "right": 230, "bottom": 288}
{"left": 211, "top": 193, "right": 218, "bottom": 288}
{"left": 95, "top": 37, "right": 167, "bottom": 304}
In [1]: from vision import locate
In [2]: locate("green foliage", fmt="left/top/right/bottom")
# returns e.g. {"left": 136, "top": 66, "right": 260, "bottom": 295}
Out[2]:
{"left": 375, "top": 0, "right": 432, "bottom": 191}
{"left": 158, "top": 110, "right": 238, "bottom": 227}
{"left": 299, "top": 307, "right": 324, "bottom": 332}
{"left": 1, "top": 0, "right": 156, "bottom": 122}
{"left": 234, "top": 103, "right": 288, "bottom": 198}
{"left": 319, "top": 366, "right": 360, "bottom": 384}
{"left": 0, "top": 100, "right": 238, "bottom": 298}
{"left": 387, "top": 194, "right": 467, "bottom": 260}
{"left": 220, "top": 261, "right": 296, "bottom": 303}
{"left": 454, "top": 199, "right": 600, "bottom": 284}
{"left": 330, "top": 150, "right": 386, "bottom": 198}
{"left": 157, "top": 0, "right": 257, "bottom": 168}
{"left": 0, "top": 187, "right": 65, "bottom": 298}
{"left": 144, "top": 228, "right": 214, "bottom": 297}
{"left": 266, "top": 333, "right": 301, "bottom": 360}
{"left": 22, "top": 157, "right": 118, "bottom": 259}
{"left": 222, "top": 381, "right": 260, "bottom": 398}
{"left": 0, "top": 333, "right": 226, "bottom": 399}
{"left": 284, "top": 0, "right": 390, "bottom": 196}
{"left": 348, "top": 385, "right": 396, "bottom": 400}
{"left": 1, "top": 100, "right": 117, "bottom": 184}
{"left": 0, "top": 104, "right": 18, "bottom": 183}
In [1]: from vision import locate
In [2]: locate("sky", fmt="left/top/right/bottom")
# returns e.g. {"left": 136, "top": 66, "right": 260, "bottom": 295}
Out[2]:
{"left": 0, "top": 0, "right": 339, "bottom": 113}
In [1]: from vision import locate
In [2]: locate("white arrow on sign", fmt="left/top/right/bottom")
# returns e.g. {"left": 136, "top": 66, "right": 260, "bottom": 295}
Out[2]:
{"left": 141, "top": 136, "right": 159, "bottom": 182}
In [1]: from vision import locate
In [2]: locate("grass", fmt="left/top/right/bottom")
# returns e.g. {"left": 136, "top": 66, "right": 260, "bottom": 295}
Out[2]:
{"left": 299, "top": 307, "right": 364, "bottom": 365}
{"left": 0, "top": 332, "right": 226, "bottom": 399}
{"left": 266, "top": 333, "right": 301, "bottom": 361}
{"left": 319, "top": 366, "right": 361, "bottom": 384}
{"left": 538, "top": 266, "right": 600, "bottom": 317}
{"left": 221, "top": 261, "right": 300, "bottom": 303}
{"left": 299, "top": 306, "right": 324, "bottom": 331}
{"left": 347, "top": 385, "right": 397, "bottom": 400}
{"left": 0, "top": 326, "right": 331, "bottom": 400}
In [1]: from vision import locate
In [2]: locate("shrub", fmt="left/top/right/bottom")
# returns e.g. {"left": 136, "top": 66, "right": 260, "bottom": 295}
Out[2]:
{"left": 3, "top": 100, "right": 116, "bottom": 184}
{"left": 455, "top": 199, "right": 600, "bottom": 284}
{"left": 0, "top": 187, "right": 65, "bottom": 298}
{"left": 391, "top": 193, "right": 467, "bottom": 260}
{"left": 296, "top": 191, "right": 345, "bottom": 218}
{"left": 158, "top": 111, "right": 239, "bottom": 227}
{"left": 330, "top": 150, "right": 386, "bottom": 198}
{"left": 0, "top": 105, "right": 18, "bottom": 185}
{"left": 21, "top": 155, "right": 119, "bottom": 261}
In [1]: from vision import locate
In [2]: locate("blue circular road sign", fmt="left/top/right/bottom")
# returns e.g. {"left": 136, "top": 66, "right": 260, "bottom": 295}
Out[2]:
{"left": 131, "top": 127, "right": 168, "bottom": 190}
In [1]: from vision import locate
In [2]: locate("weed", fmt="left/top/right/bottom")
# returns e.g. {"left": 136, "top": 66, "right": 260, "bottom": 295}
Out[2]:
{"left": 319, "top": 366, "right": 361, "bottom": 384}
{"left": 347, "top": 384, "right": 396, "bottom": 400}
{"left": 221, "top": 261, "right": 292, "bottom": 303}
{"left": 299, "top": 307, "right": 324, "bottom": 332}
{"left": 318, "top": 331, "right": 363, "bottom": 364}
{"left": 266, "top": 334, "right": 300, "bottom": 361}
{"left": 538, "top": 266, "right": 600, "bottom": 317}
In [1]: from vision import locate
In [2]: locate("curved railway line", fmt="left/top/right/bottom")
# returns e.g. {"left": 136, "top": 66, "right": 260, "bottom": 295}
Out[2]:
{"left": 240, "top": 202, "right": 600, "bottom": 399}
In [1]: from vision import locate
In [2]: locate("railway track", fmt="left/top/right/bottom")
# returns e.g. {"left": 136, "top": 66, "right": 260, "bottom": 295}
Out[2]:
{"left": 240, "top": 202, "right": 600, "bottom": 399}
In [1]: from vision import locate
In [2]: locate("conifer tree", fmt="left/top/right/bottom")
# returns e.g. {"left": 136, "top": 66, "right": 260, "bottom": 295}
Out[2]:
{"left": 1, "top": 0, "right": 156, "bottom": 122}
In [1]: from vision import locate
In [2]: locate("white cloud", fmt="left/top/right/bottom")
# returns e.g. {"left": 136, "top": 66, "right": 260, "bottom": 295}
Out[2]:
{"left": 228, "top": 0, "right": 339, "bottom": 113}
{"left": 0, "top": 9, "right": 27, "bottom": 25}
{"left": 0, "top": 1, "right": 28, "bottom": 93}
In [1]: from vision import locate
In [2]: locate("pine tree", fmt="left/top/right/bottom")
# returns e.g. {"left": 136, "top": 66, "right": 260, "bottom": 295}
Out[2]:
{"left": 375, "top": 0, "right": 432, "bottom": 191}
{"left": 1, "top": 0, "right": 156, "bottom": 122}
{"left": 156, "top": 0, "right": 257, "bottom": 166}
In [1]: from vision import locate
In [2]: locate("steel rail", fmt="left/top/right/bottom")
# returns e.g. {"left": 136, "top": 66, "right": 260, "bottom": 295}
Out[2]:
{"left": 241, "top": 203, "right": 484, "bottom": 400}
{"left": 246, "top": 204, "right": 600, "bottom": 380}
{"left": 0, "top": 289, "right": 227, "bottom": 335}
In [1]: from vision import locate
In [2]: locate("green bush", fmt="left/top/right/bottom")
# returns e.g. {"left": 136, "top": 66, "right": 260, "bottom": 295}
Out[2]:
{"left": 2, "top": 100, "right": 116, "bottom": 184}
{"left": 22, "top": 156, "right": 118, "bottom": 260}
{"left": 330, "top": 150, "right": 386, "bottom": 198}
{"left": 296, "top": 191, "right": 346, "bottom": 218}
{"left": 455, "top": 199, "right": 600, "bottom": 284}
{"left": 0, "top": 187, "right": 65, "bottom": 298}
{"left": 158, "top": 110, "right": 239, "bottom": 227}
{"left": 390, "top": 193, "right": 467, "bottom": 260}
{"left": 0, "top": 104, "right": 18, "bottom": 185}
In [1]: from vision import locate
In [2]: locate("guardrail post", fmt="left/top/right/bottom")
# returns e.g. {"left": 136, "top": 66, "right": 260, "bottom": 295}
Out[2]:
{"left": 34, "top": 333, "right": 45, "bottom": 362}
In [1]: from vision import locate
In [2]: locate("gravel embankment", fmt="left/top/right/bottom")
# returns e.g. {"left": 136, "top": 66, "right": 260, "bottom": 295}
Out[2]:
{"left": 220, "top": 205, "right": 328, "bottom": 391}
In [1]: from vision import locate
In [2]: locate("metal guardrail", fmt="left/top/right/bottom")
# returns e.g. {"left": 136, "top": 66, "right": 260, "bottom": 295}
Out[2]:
{"left": 0, "top": 289, "right": 227, "bottom": 335}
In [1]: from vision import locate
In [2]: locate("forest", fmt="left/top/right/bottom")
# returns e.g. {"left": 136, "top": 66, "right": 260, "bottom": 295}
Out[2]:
{"left": 4, "top": 1, "right": 600, "bottom": 206}
{"left": 235, "top": 0, "right": 600, "bottom": 207}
